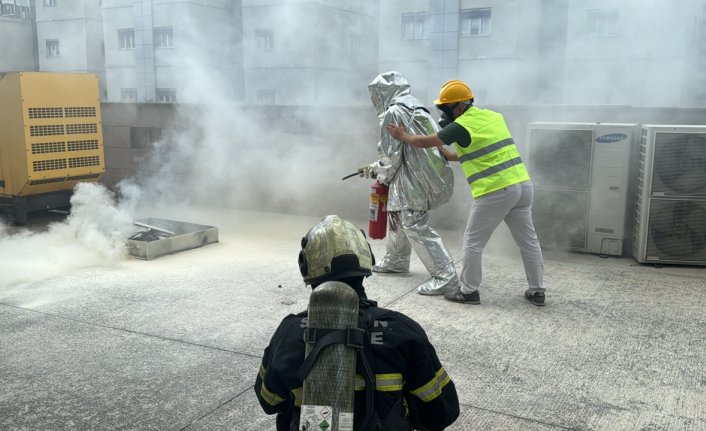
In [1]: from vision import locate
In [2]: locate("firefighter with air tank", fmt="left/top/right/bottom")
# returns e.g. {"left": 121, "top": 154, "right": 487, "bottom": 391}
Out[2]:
{"left": 254, "top": 215, "right": 460, "bottom": 430}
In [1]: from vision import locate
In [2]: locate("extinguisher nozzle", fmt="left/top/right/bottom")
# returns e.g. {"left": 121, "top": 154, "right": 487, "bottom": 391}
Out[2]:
{"left": 341, "top": 172, "right": 359, "bottom": 181}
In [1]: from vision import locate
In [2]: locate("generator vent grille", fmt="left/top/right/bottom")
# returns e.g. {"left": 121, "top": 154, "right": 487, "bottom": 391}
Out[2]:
{"left": 29, "top": 173, "right": 100, "bottom": 186}
{"left": 64, "top": 106, "right": 97, "bottom": 118}
{"left": 28, "top": 107, "right": 63, "bottom": 119}
{"left": 67, "top": 139, "right": 99, "bottom": 151}
{"left": 32, "top": 142, "right": 66, "bottom": 154}
{"left": 30, "top": 124, "right": 64, "bottom": 136}
{"left": 66, "top": 123, "right": 98, "bottom": 135}
{"left": 33, "top": 158, "right": 67, "bottom": 171}
{"left": 68, "top": 156, "right": 100, "bottom": 168}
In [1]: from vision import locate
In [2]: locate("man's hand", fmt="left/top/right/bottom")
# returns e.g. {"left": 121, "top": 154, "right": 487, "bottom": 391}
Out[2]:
{"left": 358, "top": 163, "right": 377, "bottom": 179}
{"left": 387, "top": 123, "right": 446, "bottom": 149}
{"left": 386, "top": 123, "right": 410, "bottom": 142}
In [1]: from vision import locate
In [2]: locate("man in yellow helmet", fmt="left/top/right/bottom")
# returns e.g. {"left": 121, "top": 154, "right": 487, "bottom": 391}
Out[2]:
{"left": 386, "top": 80, "right": 546, "bottom": 306}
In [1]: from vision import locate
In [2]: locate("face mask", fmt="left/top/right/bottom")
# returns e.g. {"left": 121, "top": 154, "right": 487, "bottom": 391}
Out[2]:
{"left": 438, "top": 112, "right": 451, "bottom": 127}
{"left": 436, "top": 104, "right": 456, "bottom": 121}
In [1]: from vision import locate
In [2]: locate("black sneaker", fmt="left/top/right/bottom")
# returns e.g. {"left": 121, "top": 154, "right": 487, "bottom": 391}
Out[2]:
{"left": 444, "top": 289, "right": 480, "bottom": 304}
{"left": 524, "top": 290, "right": 545, "bottom": 306}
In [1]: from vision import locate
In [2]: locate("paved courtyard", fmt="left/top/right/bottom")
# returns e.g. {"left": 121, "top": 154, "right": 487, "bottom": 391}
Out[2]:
{"left": 1, "top": 209, "right": 705, "bottom": 430}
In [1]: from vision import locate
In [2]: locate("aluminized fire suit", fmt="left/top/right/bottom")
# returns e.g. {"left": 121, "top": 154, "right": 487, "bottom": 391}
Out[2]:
{"left": 255, "top": 296, "right": 460, "bottom": 430}
{"left": 366, "top": 71, "right": 459, "bottom": 295}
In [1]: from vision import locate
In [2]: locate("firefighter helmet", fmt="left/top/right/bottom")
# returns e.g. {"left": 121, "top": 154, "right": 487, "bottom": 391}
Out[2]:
{"left": 433, "top": 80, "right": 474, "bottom": 105}
{"left": 298, "top": 215, "right": 374, "bottom": 286}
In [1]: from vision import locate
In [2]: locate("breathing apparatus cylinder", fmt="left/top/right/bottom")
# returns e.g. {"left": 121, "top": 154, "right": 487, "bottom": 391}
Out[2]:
{"left": 368, "top": 181, "right": 388, "bottom": 240}
{"left": 299, "top": 281, "right": 359, "bottom": 431}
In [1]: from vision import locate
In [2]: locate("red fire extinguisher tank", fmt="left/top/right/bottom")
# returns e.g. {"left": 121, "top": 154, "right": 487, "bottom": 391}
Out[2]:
{"left": 369, "top": 181, "right": 388, "bottom": 239}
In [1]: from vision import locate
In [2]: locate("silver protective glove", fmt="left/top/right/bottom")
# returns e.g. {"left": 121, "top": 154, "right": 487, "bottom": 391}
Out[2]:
{"left": 358, "top": 163, "right": 377, "bottom": 179}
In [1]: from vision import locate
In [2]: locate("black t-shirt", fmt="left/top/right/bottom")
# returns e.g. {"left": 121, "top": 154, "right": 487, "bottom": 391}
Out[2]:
{"left": 437, "top": 122, "right": 471, "bottom": 148}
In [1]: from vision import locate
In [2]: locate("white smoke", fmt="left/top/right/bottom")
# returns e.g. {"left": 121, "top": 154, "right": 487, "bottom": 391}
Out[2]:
{"left": 0, "top": 183, "right": 137, "bottom": 288}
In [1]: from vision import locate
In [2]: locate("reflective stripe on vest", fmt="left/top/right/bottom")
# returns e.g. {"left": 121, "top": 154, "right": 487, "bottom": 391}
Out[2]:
{"left": 453, "top": 107, "right": 530, "bottom": 198}
{"left": 458, "top": 138, "right": 515, "bottom": 163}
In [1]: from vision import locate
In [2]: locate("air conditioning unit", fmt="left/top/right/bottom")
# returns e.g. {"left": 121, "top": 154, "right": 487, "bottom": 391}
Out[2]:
{"left": 633, "top": 125, "right": 706, "bottom": 265}
{"left": 526, "top": 122, "right": 639, "bottom": 256}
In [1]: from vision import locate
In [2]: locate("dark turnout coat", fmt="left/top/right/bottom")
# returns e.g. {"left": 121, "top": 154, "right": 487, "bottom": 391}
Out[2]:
{"left": 254, "top": 298, "right": 460, "bottom": 430}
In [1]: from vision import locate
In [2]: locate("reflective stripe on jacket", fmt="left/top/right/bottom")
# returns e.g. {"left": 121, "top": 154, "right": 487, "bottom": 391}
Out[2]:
{"left": 254, "top": 300, "right": 459, "bottom": 430}
{"left": 454, "top": 107, "right": 530, "bottom": 198}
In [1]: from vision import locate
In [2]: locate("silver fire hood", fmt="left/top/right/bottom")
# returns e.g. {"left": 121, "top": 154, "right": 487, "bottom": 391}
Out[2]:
{"left": 126, "top": 217, "right": 219, "bottom": 260}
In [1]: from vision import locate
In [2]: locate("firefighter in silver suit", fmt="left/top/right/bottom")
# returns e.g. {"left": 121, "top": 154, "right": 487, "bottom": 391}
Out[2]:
{"left": 359, "top": 71, "right": 459, "bottom": 295}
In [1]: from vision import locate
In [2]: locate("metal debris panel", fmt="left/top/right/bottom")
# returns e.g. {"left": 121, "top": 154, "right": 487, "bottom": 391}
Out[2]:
{"left": 127, "top": 217, "right": 219, "bottom": 260}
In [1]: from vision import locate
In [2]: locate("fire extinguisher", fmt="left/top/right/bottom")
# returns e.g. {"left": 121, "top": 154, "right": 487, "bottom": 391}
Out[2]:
{"left": 369, "top": 181, "right": 388, "bottom": 239}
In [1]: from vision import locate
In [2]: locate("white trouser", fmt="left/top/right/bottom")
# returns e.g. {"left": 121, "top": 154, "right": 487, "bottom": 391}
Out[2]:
{"left": 460, "top": 181, "right": 545, "bottom": 294}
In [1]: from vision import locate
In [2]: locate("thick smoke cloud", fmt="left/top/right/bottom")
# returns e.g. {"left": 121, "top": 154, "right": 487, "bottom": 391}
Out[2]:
{"left": 0, "top": 183, "right": 137, "bottom": 288}
{"left": 4, "top": 0, "right": 703, "bottom": 287}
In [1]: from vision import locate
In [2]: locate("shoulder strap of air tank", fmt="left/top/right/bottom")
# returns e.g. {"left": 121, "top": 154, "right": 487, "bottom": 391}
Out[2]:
{"left": 355, "top": 300, "right": 393, "bottom": 430}
{"left": 359, "top": 299, "right": 390, "bottom": 329}
{"left": 391, "top": 102, "right": 430, "bottom": 115}
{"left": 295, "top": 326, "right": 366, "bottom": 382}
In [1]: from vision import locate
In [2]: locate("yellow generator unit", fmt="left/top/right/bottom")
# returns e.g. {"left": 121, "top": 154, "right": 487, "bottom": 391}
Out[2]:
{"left": 0, "top": 72, "right": 105, "bottom": 224}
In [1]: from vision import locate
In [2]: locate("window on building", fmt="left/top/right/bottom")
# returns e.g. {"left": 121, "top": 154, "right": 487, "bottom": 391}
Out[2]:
{"left": 587, "top": 9, "right": 619, "bottom": 37}
{"left": 130, "top": 127, "right": 162, "bottom": 148}
{"left": 156, "top": 88, "right": 176, "bottom": 103}
{"left": 1, "top": 3, "right": 15, "bottom": 16}
{"left": 120, "top": 88, "right": 137, "bottom": 102}
{"left": 401, "top": 12, "right": 429, "bottom": 40}
{"left": 154, "top": 27, "right": 173, "bottom": 48}
{"left": 461, "top": 8, "right": 491, "bottom": 36}
{"left": 257, "top": 89, "right": 276, "bottom": 105}
{"left": 44, "top": 0, "right": 57, "bottom": 6}
{"left": 255, "top": 29, "right": 274, "bottom": 50}
{"left": 46, "top": 39, "right": 59, "bottom": 56}
{"left": 118, "top": 29, "right": 135, "bottom": 49}
{"left": 350, "top": 34, "right": 362, "bottom": 57}
{"left": 0, "top": 2, "right": 29, "bottom": 19}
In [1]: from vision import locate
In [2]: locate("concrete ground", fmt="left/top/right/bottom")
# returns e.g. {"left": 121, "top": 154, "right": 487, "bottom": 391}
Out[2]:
{"left": 1, "top": 209, "right": 705, "bottom": 431}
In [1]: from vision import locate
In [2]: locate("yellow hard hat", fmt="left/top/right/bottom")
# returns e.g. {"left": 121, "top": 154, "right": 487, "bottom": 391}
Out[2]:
{"left": 433, "top": 80, "right": 474, "bottom": 105}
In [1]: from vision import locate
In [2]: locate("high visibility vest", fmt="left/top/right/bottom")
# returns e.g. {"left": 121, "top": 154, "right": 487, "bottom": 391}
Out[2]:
{"left": 453, "top": 107, "right": 530, "bottom": 198}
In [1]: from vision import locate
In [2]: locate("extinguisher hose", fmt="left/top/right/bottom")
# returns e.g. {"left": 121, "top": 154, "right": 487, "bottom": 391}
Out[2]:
{"left": 341, "top": 172, "right": 359, "bottom": 180}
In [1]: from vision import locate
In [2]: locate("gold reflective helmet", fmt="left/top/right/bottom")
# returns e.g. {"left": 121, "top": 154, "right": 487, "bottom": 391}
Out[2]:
{"left": 298, "top": 215, "right": 374, "bottom": 286}
{"left": 433, "top": 79, "right": 474, "bottom": 105}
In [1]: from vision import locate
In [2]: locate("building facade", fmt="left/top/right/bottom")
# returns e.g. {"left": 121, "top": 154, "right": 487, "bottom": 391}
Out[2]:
{"left": 3, "top": 0, "right": 705, "bottom": 107}
{"left": 0, "top": 0, "right": 36, "bottom": 72}
{"left": 35, "top": 0, "right": 106, "bottom": 96}
{"left": 379, "top": 0, "right": 546, "bottom": 105}
{"left": 241, "top": 0, "right": 378, "bottom": 106}
{"left": 379, "top": 0, "right": 706, "bottom": 107}
{"left": 562, "top": 0, "right": 706, "bottom": 107}
{"left": 102, "top": 0, "right": 243, "bottom": 103}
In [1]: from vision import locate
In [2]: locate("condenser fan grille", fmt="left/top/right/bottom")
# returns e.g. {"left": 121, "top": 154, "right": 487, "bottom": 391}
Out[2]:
{"left": 528, "top": 129, "right": 593, "bottom": 189}
{"left": 646, "top": 199, "right": 706, "bottom": 261}
{"left": 532, "top": 188, "right": 589, "bottom": 250}
{"left": 652, "top": 133, "right": 706, "bottom": 197}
